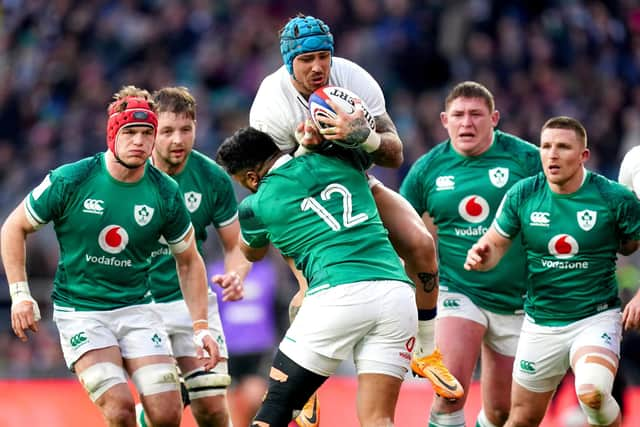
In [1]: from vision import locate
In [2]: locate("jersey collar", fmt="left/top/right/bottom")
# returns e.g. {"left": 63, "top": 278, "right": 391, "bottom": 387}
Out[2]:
{"left": 268, "top": 154, "right": 293, "bottom": 173}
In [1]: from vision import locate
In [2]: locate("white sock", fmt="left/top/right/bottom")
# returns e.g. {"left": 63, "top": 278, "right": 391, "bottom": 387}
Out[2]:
{"left": 430, "top": 409, "right": 465, "bottom": 427}
{"left": 414, "top": 319, "right": 436, "bottom": 358}
{"left": 477, "top": 408, "right": 498, "bottom": 427}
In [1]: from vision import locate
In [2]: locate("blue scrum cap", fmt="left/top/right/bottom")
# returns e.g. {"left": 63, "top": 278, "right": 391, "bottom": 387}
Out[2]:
{"left": 280, "top": 15, "right": 334, "bottom": 76}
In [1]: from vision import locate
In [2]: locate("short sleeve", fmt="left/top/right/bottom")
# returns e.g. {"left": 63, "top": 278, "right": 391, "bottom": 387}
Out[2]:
{"left": 614, "top": 186, "right": 640, "bottom": 241}
{"left": 209, "top": 166, "right": 239, "bottom": 228}
{"left": 493, "top": 186, "right": 522, "bottom": 240}
{"left": 238, "top": 197, "right": 269, "bottom": 248}
{"left": 400, "top": 158, "right": 428, "bottom": 215}
{"left": 162, "top": 184, "right": 193, "bottom": 244}
{"left": 25, "top": 172, "right": 63, "bottom": 226}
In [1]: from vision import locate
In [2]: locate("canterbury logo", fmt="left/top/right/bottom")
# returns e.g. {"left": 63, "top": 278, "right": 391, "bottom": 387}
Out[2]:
{"left": 519, "top": 360, "right": 536, "bottom": 373}
{"left": 70, "top": 331, "right": 88, "bottom": 348}
{"left": 436, "top": 176, "right": 455, "bottom": 191}
{"left": 442, "top": 298, "right": 461, "bottom": 308}
{"left": 83, "top": 199, "right": 104, "bottom": 215}
{"left": 530, "top": 212, "right": 550, "bottom": 226}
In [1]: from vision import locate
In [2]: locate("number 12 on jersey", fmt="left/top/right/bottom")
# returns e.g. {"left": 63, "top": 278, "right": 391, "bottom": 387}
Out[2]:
{"left": 301, "top": 183, "right": 368, "bottom": 231}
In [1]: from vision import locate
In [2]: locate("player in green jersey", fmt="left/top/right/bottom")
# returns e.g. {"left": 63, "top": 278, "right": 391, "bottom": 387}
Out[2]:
{"left": 130, "top": 86, "right": 250, "bottom": 427}
{"left": 400, "top": 81, "right": 541, "bottom": 427}
{"left": 465, "top": 116, "right": 640, "bottom": 427}
{"left": 216, "top": 126, "right": 417, "bottom": 427}
{"left": 252, "top": 15, "right": 462, "bottom": 410}
{"left": 1, "top": 86, "right": 218, "bottom": 427}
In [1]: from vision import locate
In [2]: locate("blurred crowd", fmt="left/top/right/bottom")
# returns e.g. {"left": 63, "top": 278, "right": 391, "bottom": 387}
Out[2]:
{"left": 3, "top": 0, "right": 640, "bottom": 380}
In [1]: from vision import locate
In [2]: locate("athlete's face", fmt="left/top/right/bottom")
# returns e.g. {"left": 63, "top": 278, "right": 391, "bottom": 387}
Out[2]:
{"left": 154, "top": 112, "right": 195, "bottom": 172}
{"left": 115, "top": 125, "right": 155, "bottom": 168}
{"left": 291, "top": 50, "right": 331, "bottom": 97}
{"left": 440, "top": 97, "right": 499, "bottom": 156}
{"left": 540, "top": 127, "right": 589, "bottom": 189}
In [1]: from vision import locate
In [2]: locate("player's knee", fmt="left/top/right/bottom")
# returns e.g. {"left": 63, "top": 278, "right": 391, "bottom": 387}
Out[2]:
{"left": 96, "top": 390, "right": 135, "bottom": 425}
{"left": 574, "top": 353, "right": 619, "bottom": 425}
{"left": 577, "top": 384, "right": 604, "bottom": 409}
{"left": 131, "top": 363, "right": 180, "bottom": 396}
{"left": 577, "top": 390, "right": 619, "bottom": 426}
{"left": 492, "top": 408, "right": 509, "bottom": 426}
{"left": 191, "top": 404, "right": 229, "bottom": 427}
{"left": 102, "top": 401, "right": 136, "bottom": 426}
{"left": 186, "top": 371, "right": 231, "bottom": 427}
{"left": 148, "top": 406, "right": 182, "bottom": 427}
{"left": 505, "top": 400, "right": 544, "bottom": 427}
{"left": 78, "top": 362, "right": 128, "bottom": 402}
{"left": 254, "top": 350, "right": 327, "bottom": 426}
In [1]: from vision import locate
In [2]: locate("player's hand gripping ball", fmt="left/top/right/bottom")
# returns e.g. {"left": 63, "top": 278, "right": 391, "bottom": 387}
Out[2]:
{"left": 308, "top": 86, "right": 376, "bottom": 149}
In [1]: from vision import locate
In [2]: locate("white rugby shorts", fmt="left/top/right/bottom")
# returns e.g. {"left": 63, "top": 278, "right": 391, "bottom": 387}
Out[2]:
{"left": 53, "top": 303, "right": 171, "bottom": 370}
{"left": 513, "top": 309, "right": 621, "bottom": 393}
{"left": 151, "top": 293, "right": 228, "bottom": 360}
{"left": 437, "top": 289, "right": 523, "bottom": 356}
{"left": 280, "top": 280, "right": 417, "bottom": 380}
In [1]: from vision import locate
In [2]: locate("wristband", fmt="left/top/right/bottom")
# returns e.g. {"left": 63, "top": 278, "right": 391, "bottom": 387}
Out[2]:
{"left": 361, "top": 131, "right": 381, "bottom": 153}
{"left": 192, "top": 319, "right": 209, "bottom": 331}
{"left": 9, "top": 281, "right": 41, "bottom": 321}
{"left": 9, "top": 281, "right": 31, "bottom": 299}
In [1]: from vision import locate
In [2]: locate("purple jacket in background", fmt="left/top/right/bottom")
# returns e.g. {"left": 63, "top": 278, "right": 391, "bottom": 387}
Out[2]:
{"left": 209, "top": 260, "right": 277, "bottom": 354}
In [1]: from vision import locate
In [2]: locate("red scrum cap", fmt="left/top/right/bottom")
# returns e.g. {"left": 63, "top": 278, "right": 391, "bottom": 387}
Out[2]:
{"left": 106, "top": 97, "right": 158, "bottom": 155}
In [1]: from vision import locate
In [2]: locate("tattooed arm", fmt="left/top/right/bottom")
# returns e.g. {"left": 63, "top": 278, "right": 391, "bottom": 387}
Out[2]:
{"left": 367, "top": 112, "right": 403, "bottom": 168}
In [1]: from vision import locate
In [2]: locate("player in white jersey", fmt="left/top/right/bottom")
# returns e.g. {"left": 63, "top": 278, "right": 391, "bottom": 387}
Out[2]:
{"left": 250, "top": 14, "right": 462, "bottom": 411}
{"left": 132, "top": 86, "right": 250, "bottom": 427}
{"left": 1, "top": 86, "right": 218, "bottom": 427}
{"left": 618, "top": 145, "right": 640, "bottom": 196}
{"left": 465, "top": 116, "right": 640, "bottom": 427}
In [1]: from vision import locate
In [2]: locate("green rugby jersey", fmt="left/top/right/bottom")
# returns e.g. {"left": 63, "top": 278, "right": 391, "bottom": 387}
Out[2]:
{"left": 239, "top": 153, "right": 411, "bottom": 293}
{"left": 495, "top": 171, "right": 640, "bottom": 325}
{"left": 25, "top": 153, "right": 192, "bottom": 311}
{"left": 148, "top": 150, "right": 238, "bottom": 302}
{"left": 400, "top": 130, "right": 541, "bottom": 313}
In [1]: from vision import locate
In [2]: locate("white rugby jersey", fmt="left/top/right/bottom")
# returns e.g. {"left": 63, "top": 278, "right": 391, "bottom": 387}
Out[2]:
{"left": 249, "top": 57, "right": 386, "bottom": 150}
{"left": 619, "top": 145, "right": 640, "bottom": 198}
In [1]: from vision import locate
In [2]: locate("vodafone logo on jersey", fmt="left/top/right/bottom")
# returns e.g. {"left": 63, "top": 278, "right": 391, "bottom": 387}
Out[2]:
{"left": 98, "top": 225, "right": 129, "bottom": 254}
{"left": 458, "top": 195, "right": 490, "bottom": 223}
{"left": 547, "top": 234, "right": 579, "bottom": 259}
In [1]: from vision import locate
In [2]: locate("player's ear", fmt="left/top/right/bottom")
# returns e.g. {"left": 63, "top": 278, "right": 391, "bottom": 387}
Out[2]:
{"left": 491, "top": 109, "right": 500, "bottom": 127}
{"left": 245, "top": 170, "right": 262, "bottom": 191}
{"left": 440, "top": 111, "right": 448, "bottom": 128}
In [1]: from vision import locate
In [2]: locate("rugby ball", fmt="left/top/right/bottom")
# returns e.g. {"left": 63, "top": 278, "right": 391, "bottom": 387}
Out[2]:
{"left": 308, "top": 86, "right": 376, "bottom": 148}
